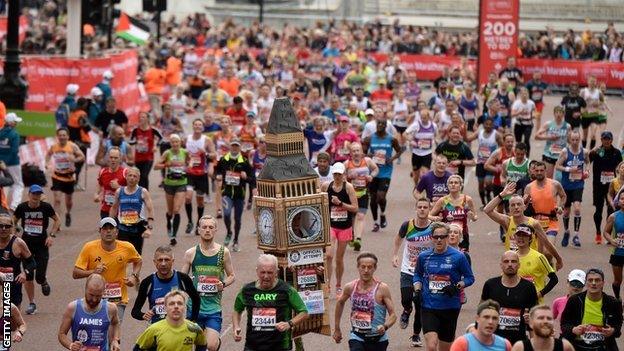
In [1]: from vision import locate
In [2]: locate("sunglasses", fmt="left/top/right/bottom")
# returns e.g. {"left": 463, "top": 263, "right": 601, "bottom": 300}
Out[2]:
{"left": 432, "top": 235, "right": 448, "bottom": 240}
{"left": 0, "top": 224, "right": 12, "bottom": 229}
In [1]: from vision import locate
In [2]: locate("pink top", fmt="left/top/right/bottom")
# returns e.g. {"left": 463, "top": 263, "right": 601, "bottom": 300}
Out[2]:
{"left": 551, "top": 295, "right": 569, "bottom": 337}
{"left": 331, "top": 130, "right": 360, "bottom": 162}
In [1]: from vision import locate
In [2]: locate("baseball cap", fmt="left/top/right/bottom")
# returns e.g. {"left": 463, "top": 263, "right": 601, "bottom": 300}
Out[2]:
{"left": 99, "top": 217, "right": 117, "bottom": 228}
{"left": 514, "top": 224, "right": 533, "bottom": 237}
{"left": 29, "top": 184, "right": 44, "bottom": 194}
{"left": 90, "top": 87, "right": 103, "bottom": 97}
{"left": 601, "top": 131, "right": 613, "bottom": 140}
{"left": 331, "top": 163, "right": 346, "bottom": 174}
{"left": 230, "top": 138, "right": 241, "bottom": 146}
{"left": 5, "top": 113, "right": 22, "bottom": 124}
{"left": 338, "top": 115, "right": 350, "bottom": 122}
{"left": 365, "top": 108, "right": 375, "bottom": 116}
{"left": 568, "top": 269, "right": 586, "bottom": 288}
{"left": 103, "top": 70, "right": 114, "bottom": 80}
{"left": 66, "top": 83, "right": 79, "bottom": 95}
{"left": 246, "top": 111, "right": 256, "bottom": 119}
{"left": 378, "top": 78, "right": 387, "bottom": 85}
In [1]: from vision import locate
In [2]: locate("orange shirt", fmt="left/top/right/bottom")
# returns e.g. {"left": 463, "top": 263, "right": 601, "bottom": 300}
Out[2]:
{"left": 166, "top": 56, "right": 182, "bottom": 86}
{"left": 144, "top": 68, "right": 167, "bottom": 95}
{"left": 0, "top": 100, "right": 5, "bottom": 128}
{"left": 218, "top": 78, "right": 241, "bottom": 97}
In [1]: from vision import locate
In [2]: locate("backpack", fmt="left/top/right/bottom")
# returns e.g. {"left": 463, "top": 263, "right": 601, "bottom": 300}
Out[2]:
{"left": 55, "top": 103, "right": 70, "bottom": 128}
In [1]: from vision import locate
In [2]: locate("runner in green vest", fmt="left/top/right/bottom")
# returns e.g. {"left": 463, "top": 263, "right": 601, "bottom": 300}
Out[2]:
{"left": 502, "top": 142, "right": 531, "bottom": 197}
{"left": 181, "top": 215, "right": 235, "bottom": 351}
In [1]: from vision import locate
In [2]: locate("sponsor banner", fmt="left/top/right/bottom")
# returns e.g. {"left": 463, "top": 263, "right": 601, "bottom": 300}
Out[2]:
{"left": 288, "top": 247, "right": 324, "bottom": 266}
{"left": 8, "top": 109, "right": 56, "bottom": 137}
{"left": 3, "top": 50, "right": 145, "bottom": 126}
{"left": 477, "top": 0, "right": 520, "bottom": 86}
{"left": 19, "top": 138, "right": 55, "bottom": 170}
{"left": 298, "top": 289, "right": 324, "bottom": 314}
{"left": 0, "top": 15, "right": 28, "bottom": 43}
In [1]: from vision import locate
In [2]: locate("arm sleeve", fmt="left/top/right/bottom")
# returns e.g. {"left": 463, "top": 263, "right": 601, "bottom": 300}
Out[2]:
{"left": 180, "top": 272, "right": 200, "bottom": 322}
{"left": 131, "top": 277, "right": 151, "bottom": 321}
{"left": 539, "top": 272, "right": 558, "bottom": 298}
{"left": 288, "top": 287, "right": 308, "bottom": 314}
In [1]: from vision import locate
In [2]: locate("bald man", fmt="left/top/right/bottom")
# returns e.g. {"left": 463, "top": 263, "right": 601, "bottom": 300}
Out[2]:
{"left": 480, "top": 251, "right": 538, "bottom": 344}
{"left": 58, "top": 274, "right": 121, "bottom": 351}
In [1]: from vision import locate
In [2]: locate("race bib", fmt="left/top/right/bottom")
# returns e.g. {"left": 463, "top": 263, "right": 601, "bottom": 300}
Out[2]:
{"left": 350, "top": 310, "right": 372, "bottom": 332}
{"left": 197, "top": 276, "right": 219, "bottom": 295}
{"left": 24, "top": 218, "right": 43, "bottom": 235}
{"left": 154, "top": 297, "right": 166, "bottom": 316}
{"left": 533, "top": 91, "right": 543, "bottom": 100}
{"left": 616, "top": 233, "right": 624, "bottom": 248}
{"left": 119, "top": 210, "right": 140, "bottom": 225}
{"left": 498, "top": 308, "right": 521, "bottom": 330}
{"left": 569, "top": 169, "right": 583, "bottom": 181}
{"left": 428, "top": 274, "right": 451, "bottom": 293}
{"left": 549, "top": 143, "right": 563, "bottom": 155}
{"left": 104, "top": 193, "right": 116, "bottom": 206}
{"left": 190, "top": 155, "right": 202, "bottom": 168}
{"left": 352, "top": 177, "right": 367, "bottom": 188}
{"left": 499, "top": 108, "right": 509, "bottom": 117}
{"left": 297, "top": 268, "right": 318, "bottom": 287}
{"left": 252, "top": 307, "right": 276, "bottom": 330}
{"left": 601, "top": 171, "right": 615, "bottom": 184}
{"left": 330, "top": 208, "right": 348, "bottom": 220}
{"left": 464, "top": 109, "right": 476, "bottom": 119}
{"left": 225, "top": 171, "right": 241, "bottom": 186}
{"left": 448, "top": 165, "right": 459, "bottom": 174}
{"left": 509, "top": 236, "right": 519, "bottom": 251}
{"left": 373, "top": 150, "right": 387, "bottom": 165}
{"left": 54, "top": 153, "right": 72, "bottom": 171}
{"left": 241, "top": 142, "right": 254, "bottom": 152}
{"left": 416, "top": 139, "right": 432, "bottom": 150}
{"left": 581, "top": 325, "right": 605, "bottom": 344}
{"left": 478, "top": 145, "right": 492, "bottom": 158}
{"left": 103, "top": 282, "right": 122, "bottom": 302}
{"left": 0, "top": 267, "right": 13, "bottom": 282}
{"left": 136, "top": 138, "right": 149, "bottom": 153}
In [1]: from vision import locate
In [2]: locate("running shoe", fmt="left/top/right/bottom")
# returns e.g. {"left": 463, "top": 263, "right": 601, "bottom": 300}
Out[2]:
{"left": 185, "top": 222, "right": 193, "bottom": 234}
{"left": 561, "top": 231, "right": 570, "bottom": 247}
{"left": 216, "top": 209, "right": 223, "bottom": 219}
{"left": 335, "top": 287, "right": 343, "bottom": 299}
{"left": 224, "top": 233, "right": 232, "bottom": 246}
{"left": 65, "top": 213, "right": 71, "bottom": 227}
{"left": 74, "top": 183, "right": 85, "bottom": 191}
{"left": 170, "top": 238, "right": 177, "bottom": 246}
{"left": 595, "top": 233, "right": 603, "bottom": 245}
{"left": 353, "top": 238, "right": 362, "bottom": 251}
{"left": 372, "top": 223, "right": 380, "bottom": 233}
{"left": 380, "top": 215, "right": 387, "bottom": 228}
{"left": 411, "top": 335, "right": 423, "bottom": 347}
{"left": 232, "top": 242, "right": 240, "bottom": 252}
{"left": 400, "top": 310, "right": 410, "bottom": 329}
{"left": 25, "top": 303, "right": 37, "bottom": 315}
{"left": 41, "top": 282, "right": 51, "bottom": 296}
{"left": 572, "top": 235, "right": 581, "bottom": 248}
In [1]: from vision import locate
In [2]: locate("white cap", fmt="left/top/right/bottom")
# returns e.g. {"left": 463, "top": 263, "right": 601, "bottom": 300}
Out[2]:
{"left": 99, "top": 217, "right": 117, "bottom": 228}
{"left": 331, "top": 163, "right": 345, "bottom": 175}
{"left": 568, "top": 269, "right": 586, "bottom": 286}
{"left": 103, "top": 70, "right": 114, "bottom": 80}
{"left": 90, "top": 87, "right": 103, "bottom": 97}
{"left": 365, "top": 108, "right": 375, "bottom": 116}
{"left": 66, "top": 83, "right": 79, "bottom": 95}
{"left": 5, "top": 113, "right": 22, "bottom": 123}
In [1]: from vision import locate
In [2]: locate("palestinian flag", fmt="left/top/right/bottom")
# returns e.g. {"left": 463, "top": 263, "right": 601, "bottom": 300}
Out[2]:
{"left": 116, "top": 12, "right": 150, "bottom": 45}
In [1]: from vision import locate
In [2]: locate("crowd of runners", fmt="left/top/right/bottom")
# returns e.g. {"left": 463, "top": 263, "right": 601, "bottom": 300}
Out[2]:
{"left": 0, "top": 10, "right": 624, "bottom": 351}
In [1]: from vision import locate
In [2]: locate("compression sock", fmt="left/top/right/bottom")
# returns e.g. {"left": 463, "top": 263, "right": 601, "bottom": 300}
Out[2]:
{"left": 574, "top": 215, "right": 581, "bottom": 234}
{"left": 379, "top": 198, "right": 387, "bottom": 213}
{"left": 166, "top": 213, "right": 172, "bottom": 231}
{"left": 185, "top": 203, "right": 193, "bottom": 223}
{"left": 563, "top": 216, "right": 570, "bottom": 231}
{"left": 479, "top": 189, "right": 486, "bottom": 206}
{"left": 172, "top": 214, "right": 180, "bottom": 237}
{"left": 197, "top": 206, "right": 204, "bottom": 220}
{"left": 613, "top": 283, "right": 621, "bottom": 300}
{"left": 582, "top": 140, "right": 587, "bottom": 149}
{"left": 590, "top": 139, "right": 596, "bottom": 149}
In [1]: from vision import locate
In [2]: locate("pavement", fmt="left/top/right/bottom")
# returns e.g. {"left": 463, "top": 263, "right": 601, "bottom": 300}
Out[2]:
{"left": 17, "top": 94, "right": 624, "bottom": 350}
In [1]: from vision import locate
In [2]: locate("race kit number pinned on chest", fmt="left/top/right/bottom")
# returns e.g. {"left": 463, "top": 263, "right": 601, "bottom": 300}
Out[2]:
{"left": 351, "top": 310, "right": 373, "bottom": 332}
{"left": 498, "top": 307, "right": 521, "bottom": 330}
{"left": 428, "top": 274, "right": 451, "bottom": 293}
{"left": 296, "top": 267, "right": 318, "bottom": 288}
{"left": 600, "top": 171, "right": 615, "bottom": 184}
{"left": 197, "top": 276, "right": 220, "bottom": 295}
{"left": 581, "top": 325, "right": 605, "bottom": 344}
{"left": 373, "top": 150, "right": 387, "bottom": 165}
{"left": 252, "top": 307, "right": 277, "bottom": 330}
{"left": 225, "top": 171, "right": 241, "bottom": 186}
{"left": 154, "top": 297, "right": 166, "bottom": 316}
{"left": 0, "top": 267, "right": 13, "bottom": 282}
{"left": 103, "top": 282, "right": 122, "bottom": 302}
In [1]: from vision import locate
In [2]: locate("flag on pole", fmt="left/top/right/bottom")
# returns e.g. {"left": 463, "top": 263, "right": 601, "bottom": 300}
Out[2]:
{"left": 115, "top": 12, "right": 150, "bottom": 45}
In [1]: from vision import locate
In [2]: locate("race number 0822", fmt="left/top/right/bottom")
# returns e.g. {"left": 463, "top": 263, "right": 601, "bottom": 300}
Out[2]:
{"left": 483, "top": 21, "right": 516, "bottom": 37}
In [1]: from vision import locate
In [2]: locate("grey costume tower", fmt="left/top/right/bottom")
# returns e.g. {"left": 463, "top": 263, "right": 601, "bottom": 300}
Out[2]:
{"left": 254, "top": 97, "right": 331, "bottom": 336}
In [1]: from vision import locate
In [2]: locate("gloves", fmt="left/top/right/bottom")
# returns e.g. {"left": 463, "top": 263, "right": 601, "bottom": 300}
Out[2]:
{"left": 412, "top": 289, "right": 422, "bottom": 304}
{"left": 441, "top": 284, "right": 460, "bottom": 297}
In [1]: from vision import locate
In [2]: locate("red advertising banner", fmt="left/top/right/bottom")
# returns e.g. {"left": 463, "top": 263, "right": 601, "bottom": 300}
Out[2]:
{"left": 477, "top": 0, "right": 520, "bottom": 86}
{"left": 14, "top": 50, "right": 145, "bottom": 125}
{"left": 0, "top": 15, "right": 28, "bottom": 43}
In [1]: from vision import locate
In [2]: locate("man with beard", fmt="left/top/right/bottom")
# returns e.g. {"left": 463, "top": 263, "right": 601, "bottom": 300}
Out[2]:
{"left": 58, "top": 273, "right": 121, "bottom": 351}
{"left": 511, "top": 305, "right": 574, "bottom": 351}
{"left": 560, "top": 82, "right": 586, "bottom": 131}
{"left": 450, "top": 300, "right": 511, "bottom": 351}
{"left": 481, "top": 251, "right": 538, "bottom": 344}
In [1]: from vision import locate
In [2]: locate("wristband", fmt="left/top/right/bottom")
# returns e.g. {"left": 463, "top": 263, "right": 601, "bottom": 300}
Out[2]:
{"left": 288, "top": 320, "right": 294, "bottom": 328}
{"left": 17, "top": 330, "right": 23, "bottom": 336}
{"left": 497, "top": 194, "right": 503, "bottom": 200}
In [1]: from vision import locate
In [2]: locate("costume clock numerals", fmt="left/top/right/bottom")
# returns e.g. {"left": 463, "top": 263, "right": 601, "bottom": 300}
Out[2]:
{"left": 258, "top": 208, "right": 275, "bottom": 245}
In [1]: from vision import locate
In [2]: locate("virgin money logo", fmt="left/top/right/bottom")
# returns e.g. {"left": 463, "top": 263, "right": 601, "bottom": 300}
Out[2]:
{"left": 582, "top": 66, "right": 607, "bottom": 79}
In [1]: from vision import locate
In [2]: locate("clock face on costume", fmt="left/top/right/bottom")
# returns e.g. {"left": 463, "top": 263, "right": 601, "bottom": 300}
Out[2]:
{"left": 258, "top": 208, "right": 275, "bottom": 245}
{"left": 287, "top": 206, "right": 323, "bottom": 244}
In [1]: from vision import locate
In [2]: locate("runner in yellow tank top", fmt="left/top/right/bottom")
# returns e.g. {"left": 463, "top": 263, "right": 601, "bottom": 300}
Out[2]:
{"left": 484, "top": 182, "right": 563, "bottom": 271}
